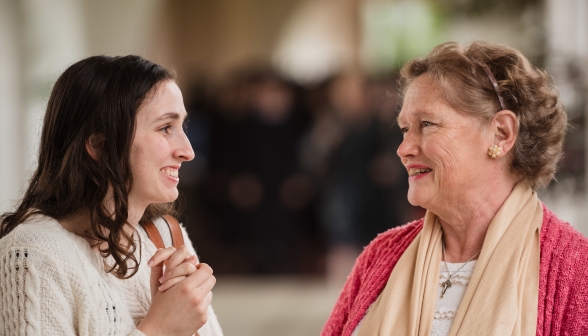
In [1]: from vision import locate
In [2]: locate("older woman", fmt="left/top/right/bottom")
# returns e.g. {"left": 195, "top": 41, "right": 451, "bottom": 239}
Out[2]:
{"left": 322, "top": 41, "right": 588, "bottom": 336}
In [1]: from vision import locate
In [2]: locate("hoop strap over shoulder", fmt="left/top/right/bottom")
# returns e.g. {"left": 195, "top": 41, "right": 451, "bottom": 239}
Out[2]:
{"left": 140, "top": 215, "right": 185, "bottom": 249}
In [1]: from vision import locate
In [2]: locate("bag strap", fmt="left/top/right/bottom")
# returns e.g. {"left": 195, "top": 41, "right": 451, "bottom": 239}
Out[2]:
{"left": 140, "top": 215, "right": 185, "bottom": 249}
{"left": 163, "top": 214, "right": 185, "bottom": 247}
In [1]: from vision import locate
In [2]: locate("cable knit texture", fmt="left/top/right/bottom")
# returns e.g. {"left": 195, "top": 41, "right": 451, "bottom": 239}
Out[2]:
{"left": 322, "top": 204, "right": 588, "bottom": 336}
{"left": 0, "top": 214, "right": 223, "bottom": 336}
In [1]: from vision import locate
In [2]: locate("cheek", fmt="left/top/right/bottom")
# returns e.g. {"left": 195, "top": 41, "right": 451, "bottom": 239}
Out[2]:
{"left": 428, "top": 132, "right": 462, "bottom": 174}
{"left": 133, "top": 137, "right": 169, "bottom": 162}
{"left": 151, "top": 139, "right": 170, "bottom": 163}
{"left": 129, "top": 146, "right": 148, "bottom": 180}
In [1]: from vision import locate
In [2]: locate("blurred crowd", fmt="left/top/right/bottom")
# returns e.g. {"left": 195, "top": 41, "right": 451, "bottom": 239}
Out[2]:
{"left": 177, "top": 67, "right": 423, "bottom": 277}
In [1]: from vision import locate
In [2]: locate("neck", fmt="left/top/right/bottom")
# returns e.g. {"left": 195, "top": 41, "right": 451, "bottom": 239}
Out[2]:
{"left": 59, "top": 208, "right": 92, "bottom": 237}
{"left": 434, "top": 179, "right": 518, "bottom": 262}
{"left": 58, "top": 201, "right": 146, "bottom": 248}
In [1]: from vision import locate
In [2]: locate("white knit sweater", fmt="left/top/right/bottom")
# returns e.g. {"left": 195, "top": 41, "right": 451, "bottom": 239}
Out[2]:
{"left": 0, "top": 214, "right": 223, "bottom": 336}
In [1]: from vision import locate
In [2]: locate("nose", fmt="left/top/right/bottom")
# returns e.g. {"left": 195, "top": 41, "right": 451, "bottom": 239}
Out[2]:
{"left": 175, "top": 131, "right": 195, "bottom": 162}
{"left": 397, "top": 131, "right": 419, "bottom": 159}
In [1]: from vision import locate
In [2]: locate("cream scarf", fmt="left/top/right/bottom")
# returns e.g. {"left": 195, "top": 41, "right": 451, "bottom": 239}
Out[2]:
{"left": 359, "top": 182, "right": 542, "bottom": 336}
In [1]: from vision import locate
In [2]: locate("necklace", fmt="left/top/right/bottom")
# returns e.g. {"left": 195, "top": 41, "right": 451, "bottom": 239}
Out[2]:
{"left": 440, "top": 240, "right": 481, "bottom": 299}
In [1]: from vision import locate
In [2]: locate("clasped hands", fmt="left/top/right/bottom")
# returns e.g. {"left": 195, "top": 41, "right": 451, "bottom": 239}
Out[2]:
{"left": 137, "top": 245, "right": 216, "bottom": 336}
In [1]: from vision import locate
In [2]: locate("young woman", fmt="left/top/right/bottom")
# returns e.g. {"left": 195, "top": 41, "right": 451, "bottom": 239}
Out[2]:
{"left": 0, "top": 55, "right": 223, "bottom": 335}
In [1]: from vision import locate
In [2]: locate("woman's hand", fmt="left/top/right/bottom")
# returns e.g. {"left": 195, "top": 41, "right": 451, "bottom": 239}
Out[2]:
{"left": 147, "top": 246, "right": 200, "bottom": 295}
{"left": 138, "top": 247, "right": 216, "bottom": 336}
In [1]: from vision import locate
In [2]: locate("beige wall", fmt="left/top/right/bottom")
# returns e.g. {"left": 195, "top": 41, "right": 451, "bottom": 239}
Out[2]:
{"left": 159, "top": 0, "right": 305, "bottom": 84}
{"left": 0, "top": 0, "right": 22, "bottom": 213}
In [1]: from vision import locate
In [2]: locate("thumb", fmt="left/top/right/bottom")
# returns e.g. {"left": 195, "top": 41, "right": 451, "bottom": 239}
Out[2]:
{"left": 149, "top": 260, "right": 164, "bottom": 299}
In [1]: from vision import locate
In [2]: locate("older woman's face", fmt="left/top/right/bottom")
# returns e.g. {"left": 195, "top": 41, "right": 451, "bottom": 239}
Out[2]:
{"left": 397, "top": 74, "right": 490, "bottom": 210}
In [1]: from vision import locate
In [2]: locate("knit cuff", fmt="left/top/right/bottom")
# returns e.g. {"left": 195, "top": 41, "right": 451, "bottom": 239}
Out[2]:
{"left": 128, "top": 329, "right": 146, "bottom": 336}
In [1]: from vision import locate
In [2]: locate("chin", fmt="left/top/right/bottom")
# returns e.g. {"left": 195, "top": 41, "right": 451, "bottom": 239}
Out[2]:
{"left": 152, "top": 190, "right": 179, "bottom": 204}
{"left": 162, "top": 193, "right": 179, "bottom": 203}
{"left": 406, "top": 189, "right": 427, "bottom": 208}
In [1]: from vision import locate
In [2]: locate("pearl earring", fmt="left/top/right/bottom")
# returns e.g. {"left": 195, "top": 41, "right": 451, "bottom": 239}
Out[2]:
{"left": 488, "top": 145, "right": 502, "bottom": 159}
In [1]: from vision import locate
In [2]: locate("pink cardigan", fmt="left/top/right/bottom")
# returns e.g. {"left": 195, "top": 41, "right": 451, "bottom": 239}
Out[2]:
{"left": 322, "top": 205, "right": 588, "bottom": 336}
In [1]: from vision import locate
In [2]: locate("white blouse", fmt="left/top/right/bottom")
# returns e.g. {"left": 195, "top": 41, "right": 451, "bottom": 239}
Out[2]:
{"left": 351, "top": 260, "right": 476, "bottom": 336}
{"left": 431, "top": 260, "right": 476, "bottom": 336}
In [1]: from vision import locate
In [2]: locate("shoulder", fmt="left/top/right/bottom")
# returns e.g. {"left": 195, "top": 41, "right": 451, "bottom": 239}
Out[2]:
{"left": 540, "top": 204, "right": 588, "bottom": 265}
{"left": 0, "top": 214, "right": 92, "bottom": 266}
{"left": 357, "top": 218, "right": 424, "bottom": 266}
{"left": 539, "top": 204, "right": 588, "bottom": 334}
{"left": 354, "top": 218, "right": 424, "bottom": 294}
{"left": 352, "top": 218, "right": 423, "bottom": 287}
{"left": 540, "top": 204, "right": 588, "bottom": 282}
{"left": 370, "top": 218, "right": 424, "bottom": 246}
{"left": 321, "top": 219, "right": 423, "bottom": 336}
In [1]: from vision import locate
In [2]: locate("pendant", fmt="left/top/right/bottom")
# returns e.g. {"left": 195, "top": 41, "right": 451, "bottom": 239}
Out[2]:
{"left": 440, "top": 279, "right": 452, "bottom": 298}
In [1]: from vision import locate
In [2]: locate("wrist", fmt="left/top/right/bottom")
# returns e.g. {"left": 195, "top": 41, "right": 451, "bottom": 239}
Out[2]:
{"left": 137, "top": 320, "right": 162, "bottom": 336}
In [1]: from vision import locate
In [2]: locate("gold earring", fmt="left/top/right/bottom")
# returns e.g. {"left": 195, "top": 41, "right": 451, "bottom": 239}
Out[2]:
{"left": 488, "top": 145, "right": 502, "bottom": 159}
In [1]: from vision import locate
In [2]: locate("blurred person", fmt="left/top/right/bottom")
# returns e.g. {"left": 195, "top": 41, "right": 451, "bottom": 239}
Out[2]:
{"left": 300, "top": 73, "right": 412, "bottom": 284}
{"left": 201, "top": 71, "right": 318, "bottom": 274}
{"left": 323, "top": 41, "right": 588, "bottom": 336}
{"left": 0, "top": 56, "right": 223, "bottom": 336}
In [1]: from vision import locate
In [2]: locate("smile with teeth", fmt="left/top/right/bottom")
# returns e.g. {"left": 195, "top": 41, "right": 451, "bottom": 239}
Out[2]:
{"left": 162, "top": 168, "right": 179, "bottom": 178}
{"left": 409, "top": 168, "right": 432, "bottom": 176}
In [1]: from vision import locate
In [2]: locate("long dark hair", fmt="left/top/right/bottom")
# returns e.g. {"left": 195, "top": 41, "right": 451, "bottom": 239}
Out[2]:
{"left": 0, "top": 55, "right": 176, "bottom": 278}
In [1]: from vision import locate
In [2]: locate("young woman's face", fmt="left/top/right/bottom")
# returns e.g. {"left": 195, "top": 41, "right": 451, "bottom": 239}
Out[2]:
{"left": 129, "top": 80, "right": 194, "bottom": 208}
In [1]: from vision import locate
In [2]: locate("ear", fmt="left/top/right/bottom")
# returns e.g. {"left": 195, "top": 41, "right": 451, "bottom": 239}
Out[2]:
{"left": 85, "top": 133, "right": 105, "bottom": 163}
{"left": 490, "top": 110, "right": 518, "bottom": 157}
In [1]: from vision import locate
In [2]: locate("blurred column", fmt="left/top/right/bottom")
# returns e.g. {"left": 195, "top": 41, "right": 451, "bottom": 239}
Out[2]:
{"left": 0, "top": 0, "right": 87, "bottom": 213}
{"left": 273, "top": 0, "right": 361, "bottom": 84}
{"left": 545, "top": 0, "right": 588, "bottom": 234}
{"left": 0, "top": 0, "right": 22, "bottom": 213}
{"left": 19, "top": 0, "right": 87, "bottom": 171}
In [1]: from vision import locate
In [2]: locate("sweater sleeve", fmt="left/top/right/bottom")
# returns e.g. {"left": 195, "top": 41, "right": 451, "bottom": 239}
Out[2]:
{"left": 321, "top": 220, "right": 424, "bottom": 336}
{"left": 321, "top": 246, "right": 371, "bottom": 336}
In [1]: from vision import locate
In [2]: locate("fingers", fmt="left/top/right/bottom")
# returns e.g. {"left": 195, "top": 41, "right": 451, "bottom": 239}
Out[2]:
{"left": 149, "top": 254, "right": 165, "bottom": 299}
{"left": 148, "top": 247, "right": 178, "bottom": 267}
{"left": 192, "top": 291, "right": 213, "bottom": 328}
{"left": 186, "top": 254, "right": 199, "bottom": 266}
{"left": 148, "top": 247, "right": 195, "bottom": 297}
{"left": 198, "top": 273, "right": 217, "bottom": 293}
{"left": 159, "top": 276, "right": 186, "bottom": 292}
{"left": 163, "top": 246, "right": 194, "bottom": 272}
{"left": 195, "top": 262, "right": 213, "bottom": 274}
{"left": 185, "top": 265, "right": 216, "bottom": 290}
{"left": 159, "top": 262, "right": 197, "bottom": 284}
{"left": 160, "top": 263, "right": 215, "bottom": 294}
{"left": 202, "top": 291, "right": 213, "bottom": 309}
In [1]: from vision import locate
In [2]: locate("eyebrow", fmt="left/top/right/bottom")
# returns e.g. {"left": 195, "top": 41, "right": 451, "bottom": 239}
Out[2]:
{"left": 156, "top": 112, "right": 187, "bottom": 122}
{"left": 396, "top": 109, "right": 437, "bottom": 125}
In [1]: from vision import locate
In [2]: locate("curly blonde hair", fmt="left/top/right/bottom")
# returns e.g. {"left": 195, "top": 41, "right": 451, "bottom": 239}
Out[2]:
{"left": 400, "top": 41, "right": 567, "bottom": 189}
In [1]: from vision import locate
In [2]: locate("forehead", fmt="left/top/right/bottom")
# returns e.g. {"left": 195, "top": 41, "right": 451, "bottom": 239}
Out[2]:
{"left": 397, "top": 75, "right": 451, "bottom": 122}
{"left": 136, "top": 80, "right": 187, "bottom": 121}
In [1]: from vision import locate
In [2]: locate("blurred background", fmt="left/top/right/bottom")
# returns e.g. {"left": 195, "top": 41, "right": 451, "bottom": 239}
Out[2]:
{"left": 1, "top": 0, "right": 587, "bottom": 334}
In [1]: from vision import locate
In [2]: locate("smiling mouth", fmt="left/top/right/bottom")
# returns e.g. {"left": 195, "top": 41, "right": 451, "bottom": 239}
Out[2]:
{"left": 409, "top": 168, "right": 432, "bottom": 176}
{"left": 161, "top": 168, "right": 179, "bottom": 178}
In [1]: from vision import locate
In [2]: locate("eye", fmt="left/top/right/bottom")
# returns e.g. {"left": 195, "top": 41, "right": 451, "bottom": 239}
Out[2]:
{"left": 160, "top": 125, "right": 171, "bottom": 134}
{"left": 421, "top": 121, "right": 433, "bottom": 127}
{"left": 400, "top": 127, "right": 409, "bottom": 134}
